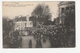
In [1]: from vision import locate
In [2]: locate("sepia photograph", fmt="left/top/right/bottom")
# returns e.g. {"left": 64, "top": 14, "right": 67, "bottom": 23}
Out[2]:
{"left": 2, "top": 1, "right": 75, "bottom": 48}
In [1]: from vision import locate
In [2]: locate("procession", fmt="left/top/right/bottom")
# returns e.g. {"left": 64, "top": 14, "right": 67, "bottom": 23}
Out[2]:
{"left": 3, "top": 25, "right": 75, "bottom": 48}
{"left": 3, "top": 1, "right": 75, "bottom": 48}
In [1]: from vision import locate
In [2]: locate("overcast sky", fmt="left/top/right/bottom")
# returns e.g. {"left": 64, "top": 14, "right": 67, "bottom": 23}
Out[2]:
{"left": 2, "top": 2, "right": 60, "bottom": 21}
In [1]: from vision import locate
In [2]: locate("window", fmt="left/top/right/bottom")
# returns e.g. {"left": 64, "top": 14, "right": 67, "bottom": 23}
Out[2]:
{"left": 61, "top": 8, "right": 64, "bottom": 13}
{"left": 71, "top": 5, "right": 75, "bottom": 11}
{"left": 25, "top": 23, "right": 27, "bottom": 26}
{"left": 66, "top": 7, "right": 69, "bottom": 10}
{"left": 71, "top": 5, "right": 75, "bottom": 9}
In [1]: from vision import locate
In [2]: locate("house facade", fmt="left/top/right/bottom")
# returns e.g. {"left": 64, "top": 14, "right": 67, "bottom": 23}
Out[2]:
{"left": 14, "top": 15, "right": 33, "bottom": 35}
{"left": 55, "top": 1, "right": 75, "bottom": 29}
{"left": 58, "top": 1, "right": 75, "bottom": 24}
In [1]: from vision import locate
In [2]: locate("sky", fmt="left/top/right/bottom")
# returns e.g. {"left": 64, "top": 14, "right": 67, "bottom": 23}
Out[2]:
{"left": 2, "top": 2, "right": 60, "bottom": 21}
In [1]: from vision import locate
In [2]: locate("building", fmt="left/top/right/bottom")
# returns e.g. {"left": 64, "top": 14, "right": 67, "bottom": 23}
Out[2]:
{"left": 57, "top": 1, "right": 75, "bottom": 28}
{"left": 14, "top": 15, "right": 33, "bottom": 35}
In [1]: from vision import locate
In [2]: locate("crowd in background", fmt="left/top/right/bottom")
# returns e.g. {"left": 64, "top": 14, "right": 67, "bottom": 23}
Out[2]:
{"left": 3, "top": 30, "right": 22, "bottom": 48}
{"left": 30, "top": 25, "right": 75, "bottom": 47}
{"left": 3, "top": 25, "right": 75, "bottom": 48}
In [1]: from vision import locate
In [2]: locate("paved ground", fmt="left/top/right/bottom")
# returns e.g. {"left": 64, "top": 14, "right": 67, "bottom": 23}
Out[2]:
{"left": 3, "top": 35, "right": 51, "bottom": 48}
{"left": 21, "top": 36, "right": 51, "bottom": 48}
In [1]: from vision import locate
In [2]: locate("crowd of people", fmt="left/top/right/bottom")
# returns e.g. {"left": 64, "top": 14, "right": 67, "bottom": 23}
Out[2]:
{"left": 3, "top": 25, "right": 75, "bottom": 48}
{"left": 30, "top": 25, "right": 75, "bottom": 47}
{"left": 3, "top": 30, "right": 22, "bottom": 48}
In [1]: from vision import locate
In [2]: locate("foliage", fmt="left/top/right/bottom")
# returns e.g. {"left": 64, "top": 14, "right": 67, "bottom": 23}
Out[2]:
{"left": 31, "top": 3, "right": 52, "bottom": 25}
{"left": 3, "top": 17, "right": 14, "bottom": 32}
{"left": 3, "top": 17, "right": 14, "bottom": 45}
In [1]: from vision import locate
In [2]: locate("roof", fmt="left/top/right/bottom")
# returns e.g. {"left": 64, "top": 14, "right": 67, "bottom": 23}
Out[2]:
{"left": 14, "top": 16, "right": 27, "bottom": 22}
{"left": 58, "top": 1, "right": 75, "bottom": 6}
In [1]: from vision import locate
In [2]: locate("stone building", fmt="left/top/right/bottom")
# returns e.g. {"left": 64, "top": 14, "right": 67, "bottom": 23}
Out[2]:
{"left": 57, "top": 1, "right": 75, "bottom": 28}
{"left": 14, "top": 15, "right": 33, "bottom": 35}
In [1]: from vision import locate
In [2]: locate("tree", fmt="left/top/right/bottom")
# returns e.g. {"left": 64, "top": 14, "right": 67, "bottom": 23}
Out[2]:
{"left": 3, "top": 17, "right": 14, "bottom": 45}
{"left": 3, "top": 17, "right": 14, "bottom": 33}
{"left": 31, "top": 3, "right": 52, "bottom": 25}
{"left": 29, "top": 16, "right": 36, "bottom": 26}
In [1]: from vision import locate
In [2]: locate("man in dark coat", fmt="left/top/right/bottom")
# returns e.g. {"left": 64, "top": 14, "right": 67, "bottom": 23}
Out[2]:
{"left": 29, "top": 40, "right": 32, "bottom": 48}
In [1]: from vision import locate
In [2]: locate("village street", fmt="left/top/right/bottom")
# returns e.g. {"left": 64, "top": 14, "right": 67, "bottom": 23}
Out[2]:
{"left": 21, "top": 35, "right": 51, "bottom": 48}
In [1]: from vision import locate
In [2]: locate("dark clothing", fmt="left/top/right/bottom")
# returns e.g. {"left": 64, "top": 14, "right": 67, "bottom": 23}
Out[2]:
{"left": 29, "top": 40, "right": 32, "bottom": 48}
{"left": 36, "top": 39, "right": 42, "bottom": 48}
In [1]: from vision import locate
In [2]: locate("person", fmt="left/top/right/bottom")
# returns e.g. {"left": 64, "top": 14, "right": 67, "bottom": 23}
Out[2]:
{"left": 35, "top": 40, "right": 39, "bottom": 48}
{"left": 35, "top": 39, "right": 42, "bottom": 48}
{"left": 43, "top": 38, "right": 46, "bottom": 43}
{"left": 29, "top": 40, "right": 32, "bottom": 48}
{"left": 18, "top": 37, "right": 22, "bottom": 48}
{"left": 38, "top": 39, "right": 42, "bottom": 48}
